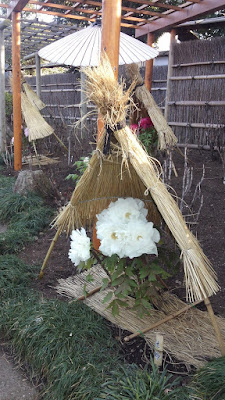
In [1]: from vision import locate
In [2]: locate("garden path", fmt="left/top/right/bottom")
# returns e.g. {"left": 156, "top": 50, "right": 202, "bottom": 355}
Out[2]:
{"left": 0, "top": 345, "right": 38, "bottom": 400}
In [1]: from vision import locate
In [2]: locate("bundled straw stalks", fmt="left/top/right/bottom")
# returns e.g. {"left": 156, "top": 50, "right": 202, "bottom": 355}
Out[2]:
{"left": 80, "top": 57, "right": 219, "bottom": 302}
{"left": 21, "top": 92, "right": 54, "bottom": 142}
{"left": 125, "top": 63, "right": 177, "bottom": 150}
{"left": 22, "top": 76, "right": 46, "bottom": 110}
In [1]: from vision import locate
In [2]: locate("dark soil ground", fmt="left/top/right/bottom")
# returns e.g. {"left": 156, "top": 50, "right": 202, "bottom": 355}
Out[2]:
{"left": 5, "top": 144, "right": 225, "bottom": 376}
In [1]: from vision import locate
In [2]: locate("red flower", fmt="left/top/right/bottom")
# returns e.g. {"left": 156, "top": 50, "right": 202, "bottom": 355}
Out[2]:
{"left": 130, "top": 124, "right": 139, "bottom": 134}
{"left": 139, "top": 117, "right": 154, "bottom": 130}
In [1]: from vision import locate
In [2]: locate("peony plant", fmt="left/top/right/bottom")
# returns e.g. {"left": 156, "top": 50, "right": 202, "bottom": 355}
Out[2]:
{"left": 69, "top": 198, "right": 170, "bottom": 317}
{"left": 130, "top": 117, "right": 158, "bottom": 155}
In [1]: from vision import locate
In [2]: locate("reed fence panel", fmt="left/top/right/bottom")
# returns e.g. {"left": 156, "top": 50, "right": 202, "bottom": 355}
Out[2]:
{"left": 168, "top": 37, "right": 225, "bottom": 146}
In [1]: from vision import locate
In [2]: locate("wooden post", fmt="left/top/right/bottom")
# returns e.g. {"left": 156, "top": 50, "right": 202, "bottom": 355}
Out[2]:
{"left": 101, "top": 0, "right": 122, "bottom": 79}
{"left": 12, "top": 11, "right": 22, "bottom": 171}
{"left": 96, "top": 0, "right": 122, "bottom": 142}
{"left": 164, "top": 29, "right": 176, "bottom": 121}
{"left": 35, "top": 53, "right": 41, "bottom": 99}
{"left": 0, "top": 20, "right": 10, "bottom": 153}
{"left": 145, "top": 33, "right": 154, "bottom": 92}
{"left": 94, "top": 0, "right": 122, "bottom": 249}
{"left": 80, "top": 70, "right": 87, "bottom": 138}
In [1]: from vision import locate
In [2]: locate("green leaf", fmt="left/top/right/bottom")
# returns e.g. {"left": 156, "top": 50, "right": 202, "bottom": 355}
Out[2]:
{"left": 102, "top": 291, "right": 114, "bottom": 304}
{"left": 141, "top": 298, "right": 152, "bottom": 310}
{"left": 148, "top": 272, "right": 157, "bottom": 282}
{"left": 116, "top": 300, "right": 128, "bottom": 308}
{"left": 85, "top": 258, "right": 93, "bottom": 270}
{"left": 82, "top": 284, "right": 88, "bottom": 298}
{"left": 86, "top": 273, "right": 94, "bottom": 283}
{"left": 111, "top": 275, "right": 124, "bottom": 287}
{"left": 139, "top": 266, "right": 150, "bottom": 280}
{"left": 112, "top": 301, "right": 119, "bottom": 317}
{"left": 100, "top": 277, "right": 110, "bottom": 292}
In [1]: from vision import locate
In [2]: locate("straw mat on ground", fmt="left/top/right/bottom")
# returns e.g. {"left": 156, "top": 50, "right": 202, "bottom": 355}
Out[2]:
{"left": 55, "top": 266, "right": 225, "bottom": 369}
{"left": 22, "top": 154, "right": 60, "bottom": 166}
{"left": 125, "top": 63, "right": 177, "bottom": 150}
{"left": 82, "top": 58, "right": 219, "bottom": 303}
{"left": 21, "top": 92, "right": 54, "bottom": 142}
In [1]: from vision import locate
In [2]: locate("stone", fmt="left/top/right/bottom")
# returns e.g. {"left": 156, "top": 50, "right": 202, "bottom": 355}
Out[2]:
{"left": 13, "top": 170, "right": 55, "bottom": 198}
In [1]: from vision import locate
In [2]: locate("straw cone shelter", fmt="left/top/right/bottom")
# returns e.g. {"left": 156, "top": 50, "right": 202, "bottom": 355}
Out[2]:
{"left": 38, "top": 22, "right": 158, "bottom": 67}
{"left": 54, "top": 58, "right": 219, "bottom": 303}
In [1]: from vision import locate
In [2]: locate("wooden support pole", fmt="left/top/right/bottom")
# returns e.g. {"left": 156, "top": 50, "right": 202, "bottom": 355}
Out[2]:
{"left": 0, "top": 20, "right": 10, "bottom": 153}
{"left": 101, "top": 0, "right": 122, "bottom": 79}
{"left": 164, "top": 29, "right": 176, "bottom": 121}
{"left": 94, "top": 0, "right": 122, "bottom": 248}
{"left": 80, "top": 70, "right": 87, "bottom": 138}
{"left": 145, "top": 33, "right": 154, "bottom": 92}
{"left": 124, "top": 299, "right": 203, "bottom": 342}
{"left": 35, "top": 53, "right": 41, "bottom": 99}
{"left": 12, "top": 11, "right": 22, "bottom": 171}
{"left": 97, "top": 0, "right": 122, "bottom": 142}
{"left": 39, "top": 228, "right": 62, "bottom": 279}
{"left": 204, "top": 297, "right": 225, "bottom": 356}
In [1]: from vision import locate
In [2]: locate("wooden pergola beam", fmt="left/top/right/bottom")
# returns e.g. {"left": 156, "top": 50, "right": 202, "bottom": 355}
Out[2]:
{"left": 22, "top": 7, "right": 138, "bottom": 29}
{"left": 28, "top": 0, "right": 158, "bottom": 24}
{"left": 7, "top": 0, "right": 29, "bottom": 18}
{"left": 127, "top": 0, "right": 181, "bottom": 11}
{"left": 136, "top": 0, "right": 225, "bottom": 36}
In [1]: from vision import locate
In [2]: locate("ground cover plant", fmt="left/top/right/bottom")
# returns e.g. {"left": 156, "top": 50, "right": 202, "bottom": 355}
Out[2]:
{"left": 0, "top": 253, "right": 190, "bottom": 400}
{"left": 0, "top": 174, "right": 54, "bottom": 254}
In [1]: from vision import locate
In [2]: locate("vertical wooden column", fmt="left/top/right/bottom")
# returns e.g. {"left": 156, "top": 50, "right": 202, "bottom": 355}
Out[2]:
{"left": 101, "top": 0, "right": 122, "bottom": 79}
{"left": 94, "top": 0, "right": 122, "bottom": 249}
{"left": 97, "top": 0, "right": 122, "bottom": 141}
{"left": 164, "top": 29, "right": 176, "bottom": 121}
{"left": 80, "top": 70, "right": 87, "bottom": 138}
{"left": 35, "top": 53, "right": 41, "bottom": 99}
{"left": 0, "top": 20, "right": 10, "bottom": 153}
{"left": 145, "top": 33, "right": 155, "bottom": 92}
{"left": 12, "top": 11, "right": 22, "bottom": 171}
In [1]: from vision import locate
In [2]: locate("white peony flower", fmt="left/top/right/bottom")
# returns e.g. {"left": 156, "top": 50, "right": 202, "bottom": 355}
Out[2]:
{"left": 97, "top": 197, "right": 148, "bottom": 226}
{"left": 96, "top": 198, "right": 160, "bottom": 259}
{"left": 68, "top": 228, "right": 91, "bottom": 266}
{"left": 127, "top": 221, "right": 160, "bottom": 258}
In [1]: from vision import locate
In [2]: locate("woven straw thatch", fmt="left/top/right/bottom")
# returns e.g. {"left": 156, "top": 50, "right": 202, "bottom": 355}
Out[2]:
{"left": 125, "top": 63, "right": 177, "bottom": 151}
{"left": 80, "top": 58, "right": 218, "bottom": 303}
{"left": 21, "top": 92, "right": 54, "bottom": 142}
{"left": 56, "top": 266, "right": 225, "bottom": 369}
{"left": 54, "top": 143, "right": 161, "bottom": 234}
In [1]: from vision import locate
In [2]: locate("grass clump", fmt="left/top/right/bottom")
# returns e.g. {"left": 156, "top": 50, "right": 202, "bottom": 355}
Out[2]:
{"left": 96, "top": 362, "right": 189, "bottom": 400}
{"left": 1, "top": 292, "right": 122, "bottom": 400}
{"left": 189, "top": 356, "right": 225, "bottom": 400}
{"left": 0, "top": 174, "right": 54, "bottom": 254}
{"left": 0, "top": 254, "right": 37, "bottom": 297}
